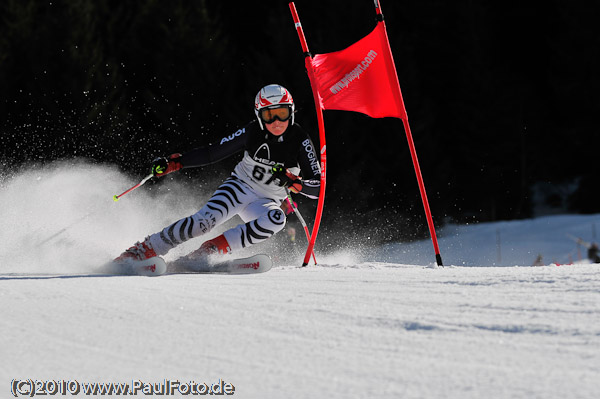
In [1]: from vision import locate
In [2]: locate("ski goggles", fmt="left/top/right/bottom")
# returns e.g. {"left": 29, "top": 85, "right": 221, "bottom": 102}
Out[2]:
{"left": 260, "top": 106, "right": 292, "bottom": 124}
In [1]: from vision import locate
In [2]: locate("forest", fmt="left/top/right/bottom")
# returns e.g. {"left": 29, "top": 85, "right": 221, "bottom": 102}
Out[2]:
{"left": 1, "top": 0, "right": 598, "bottom": 245}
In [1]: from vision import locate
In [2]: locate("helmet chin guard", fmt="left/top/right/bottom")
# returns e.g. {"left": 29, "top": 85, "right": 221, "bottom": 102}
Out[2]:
{"left": 254, "top": 84, "right": 295, "bottom": 130}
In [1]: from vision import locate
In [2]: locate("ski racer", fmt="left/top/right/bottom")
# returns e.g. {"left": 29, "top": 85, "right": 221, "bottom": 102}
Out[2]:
{"left": 115, "top": 84, "right": 321, "bottom": 262}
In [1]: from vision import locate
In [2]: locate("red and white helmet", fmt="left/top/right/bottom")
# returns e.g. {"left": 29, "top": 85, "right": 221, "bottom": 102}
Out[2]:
{"left": 254, "top": 84, "right": 295, "bottom": 130}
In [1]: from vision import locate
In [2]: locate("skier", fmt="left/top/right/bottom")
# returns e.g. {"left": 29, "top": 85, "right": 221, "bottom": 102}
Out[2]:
{"left": 115, "top": 84, "right": 321, "bottom": 262}
{"left": 588, "top": 243, "right": 600, "bottom": 264}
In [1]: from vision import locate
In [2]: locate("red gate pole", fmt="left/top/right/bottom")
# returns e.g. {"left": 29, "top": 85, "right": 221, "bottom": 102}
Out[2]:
{"left": 375, "top": 0, "right": 443, "bottom": 266}
{"left": 289, "top": 2, "right": 327, "bottom": 266}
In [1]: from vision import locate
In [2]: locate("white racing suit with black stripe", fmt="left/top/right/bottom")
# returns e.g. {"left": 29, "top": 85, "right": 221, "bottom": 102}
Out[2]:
{"left": 147, "top": 120, "right": 321, "bottom": 256}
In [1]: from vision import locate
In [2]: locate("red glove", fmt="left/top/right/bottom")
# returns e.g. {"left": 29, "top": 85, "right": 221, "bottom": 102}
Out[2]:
{"left": 287, "top": 175, "right": 303, "bottom": 194}
{"left": 152, "top": 153, "right": 183, "bottom": 177}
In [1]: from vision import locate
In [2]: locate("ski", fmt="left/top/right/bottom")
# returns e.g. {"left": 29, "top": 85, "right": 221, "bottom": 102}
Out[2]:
{"left": 103, "top": 256, "right": 168, "bottom": 277}
{"left": 101, "top": 254, "right": 271, "bottom": 276}
{"left": 168, "top": 254, "right": 272, "bottom": 275}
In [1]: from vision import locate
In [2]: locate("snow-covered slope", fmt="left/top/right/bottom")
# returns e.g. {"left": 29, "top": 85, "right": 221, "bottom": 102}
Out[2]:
{"left": 379, "top": 213, "right": 600, "bottom": 267}
{"left": 1, "top": 162, "right": 599, "bottom": 398}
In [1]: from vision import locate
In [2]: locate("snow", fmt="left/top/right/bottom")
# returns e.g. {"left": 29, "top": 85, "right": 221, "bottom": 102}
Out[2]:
{"left": 1, "top": 162, "right": 599, "bottom": 398}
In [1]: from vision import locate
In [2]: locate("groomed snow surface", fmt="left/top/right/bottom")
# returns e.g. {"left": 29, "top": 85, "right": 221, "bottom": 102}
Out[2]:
{"left": 1, "top": 162, "right": 599, "bottom": 398}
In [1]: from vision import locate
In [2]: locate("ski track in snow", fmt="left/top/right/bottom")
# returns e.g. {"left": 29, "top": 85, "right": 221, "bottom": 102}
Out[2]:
{"left": 1, "top": 162, "right": 600, "bottom": 398}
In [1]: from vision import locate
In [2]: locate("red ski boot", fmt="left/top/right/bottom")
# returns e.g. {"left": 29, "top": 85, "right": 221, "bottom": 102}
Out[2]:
{"left": 114, "top": 239, "right": 157, "bottom": 262}
{"left": 186, "top": 234, "right": 231, "bottom": 259}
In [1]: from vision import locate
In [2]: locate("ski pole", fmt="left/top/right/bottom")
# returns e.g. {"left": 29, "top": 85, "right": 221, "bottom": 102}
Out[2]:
{"left": 286, "top": 192, "right": 317, "bottom": 265}
{"left": 38, "top": 211, "right": 94, "bottom": 245}
{"left": 566, "top": 233, "right": 592, "bottom": 249}
{"left": 113, "top": 173, "right": 153, "bottom": 202}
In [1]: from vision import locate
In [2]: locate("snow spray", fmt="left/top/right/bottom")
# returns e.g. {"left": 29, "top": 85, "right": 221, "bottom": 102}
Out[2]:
{"left": 0, "top": 160, "right": 211, "bottom": 274}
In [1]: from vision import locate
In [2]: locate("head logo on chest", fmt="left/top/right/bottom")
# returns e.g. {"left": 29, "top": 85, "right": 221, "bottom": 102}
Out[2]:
{"left": 253, "top": 143, "right": 276, "bottom": 166}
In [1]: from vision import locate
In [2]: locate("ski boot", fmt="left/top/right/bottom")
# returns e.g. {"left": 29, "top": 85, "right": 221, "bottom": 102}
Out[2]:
{"left": 186, "top": 234, "right": 231, "bottom": 260}
{"left": 114, "top": 238, "right": 157, "bottom": 262}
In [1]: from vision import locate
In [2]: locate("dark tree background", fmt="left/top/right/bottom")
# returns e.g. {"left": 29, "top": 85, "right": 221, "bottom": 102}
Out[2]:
{"left": 1, "top": 0, "right": 599, "bottom": 246}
